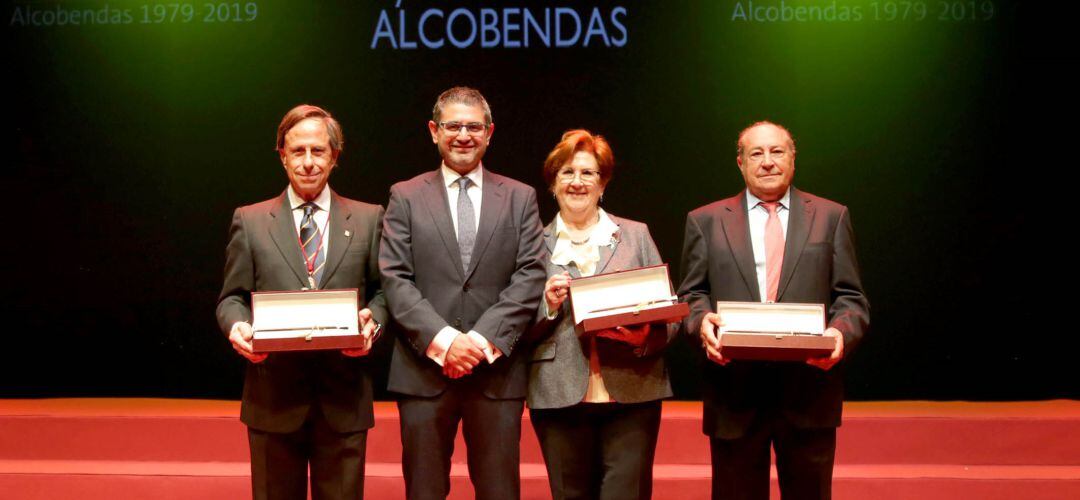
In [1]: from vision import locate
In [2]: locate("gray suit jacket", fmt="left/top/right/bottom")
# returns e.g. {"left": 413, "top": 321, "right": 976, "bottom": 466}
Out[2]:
{"left": 216, "top": 190, "right": 388, "bottom": 434}
{"left": 379, "top": 168, "right": 547, "bottom": 398}
{"left": 677, "top": 187, "right": 870, "bottom": 438}
{"left": 526, "top": 215, "right": 677, "bottom": 409}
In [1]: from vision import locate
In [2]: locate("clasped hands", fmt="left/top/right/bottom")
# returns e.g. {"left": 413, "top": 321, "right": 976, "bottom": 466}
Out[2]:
{"left": 443, "top": 333, "right": 487, "bottom": 379}
{"left": 699, "top": 312, "right": 844, "bottom": 370}
{"left": 229, "top": 308, "right": 380, "bottom": 363}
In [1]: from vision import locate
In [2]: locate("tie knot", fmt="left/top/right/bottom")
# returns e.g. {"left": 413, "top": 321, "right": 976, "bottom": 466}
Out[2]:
{"left": 302, "top": 202, "right": 317, "bottom": 217}
{"left": 760, "top": 201, "right": 780, "bottom": 215}
{"left": 457, "top": 176, "right": 473, "bottom": 190}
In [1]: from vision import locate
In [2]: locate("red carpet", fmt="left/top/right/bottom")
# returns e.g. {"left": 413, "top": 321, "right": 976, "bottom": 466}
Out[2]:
{"left": 1, "top": 399, "right": 1077, "bottom": 499}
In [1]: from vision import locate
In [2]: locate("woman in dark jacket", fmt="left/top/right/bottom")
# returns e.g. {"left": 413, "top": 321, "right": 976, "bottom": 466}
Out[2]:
{"left": 527, "top": 129, "right": 679, "bottom": 500}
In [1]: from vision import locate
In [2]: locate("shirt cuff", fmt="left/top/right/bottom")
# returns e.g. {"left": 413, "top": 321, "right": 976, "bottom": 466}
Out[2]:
{"left": 542, "top": 300, "right": 559, "bottom": 321}
{"left": 467, "top": 330, "right": 502, "bottom": 364}
{"left": 425, "top": 326, "right": 460, "bottom": 367}
{"left": 230, "top": 321, "right": 250, "bottom": 335}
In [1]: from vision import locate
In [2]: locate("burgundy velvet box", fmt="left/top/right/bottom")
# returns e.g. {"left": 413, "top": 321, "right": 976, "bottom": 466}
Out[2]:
{"left": 569, "top": 264, "right": 689, "bottom": 333}
{"left": 716, "top": 301, "right": 834, "bottom": 361}
{"left": 251, "top": 289, "right": 365, "bottom": 353}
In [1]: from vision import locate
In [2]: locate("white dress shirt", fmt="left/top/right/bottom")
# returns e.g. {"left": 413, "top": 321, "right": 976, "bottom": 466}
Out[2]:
{"left": 425, "top": 164, "right": 501, "bottom": 366}
{"left": 746, "top": 188, "right": 790, "bottom": 303}
{"left": 441, "top": 163, "right": 483, "bottom": 235}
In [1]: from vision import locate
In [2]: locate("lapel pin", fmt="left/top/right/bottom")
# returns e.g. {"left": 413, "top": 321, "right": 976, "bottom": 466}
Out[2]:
{"left": 344, "top": 230, "right": 352, "bottom": 237}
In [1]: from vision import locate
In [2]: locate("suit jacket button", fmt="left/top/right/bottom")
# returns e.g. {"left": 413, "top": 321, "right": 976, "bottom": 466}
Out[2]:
{"left": 462, "top": 283, "right": 470, "bottom": 292}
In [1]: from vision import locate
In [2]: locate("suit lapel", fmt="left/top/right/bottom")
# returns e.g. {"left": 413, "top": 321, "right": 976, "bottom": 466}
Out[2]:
{"left": 593, "top": 218, "right": 621, "bottom": 275}
{"left": 267, "top": 192, "right": 309, "bottom": 288}
{"left": 777, "top": 188, "right": 814, "bottom": 300}
{"left": 318, "top": 191, "right": 354, "bottom": 288}
{"left": 420, "top": 170, "right": 466, "bottom": 280}
{"left": 721, "top": 193, "right": 761, "bottom": 302}
{"left": 464, "top": 170, "right": 506, "bottom": 281}
{"left": 543, "top": 220, "right": 558, "bottom": 254}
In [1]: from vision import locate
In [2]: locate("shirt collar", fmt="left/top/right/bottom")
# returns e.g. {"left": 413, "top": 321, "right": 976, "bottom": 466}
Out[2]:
{"left": 745, "top": 188, "right": 790, "bottom": 213}
{"left": 550, "top": 208, "right": 620, "bottom": 276}
{"left": 555, "top": 208, "right": 619, "bottom": 245}
{"left": 442, "top": 163, "right": 484, "bottom": 190}
{"left": 287, "top": 184, "right": 332, "bottom": 212}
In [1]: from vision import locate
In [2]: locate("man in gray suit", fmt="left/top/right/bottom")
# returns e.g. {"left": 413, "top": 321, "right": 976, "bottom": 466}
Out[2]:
{"left": 678, "top": 121, "right": 869, "bottom": 500}
{"left": 379, "top": 87, "right": 547, "bottom": 500}
{"left": 217, "top": 104, "right": 387, "bottom": 500}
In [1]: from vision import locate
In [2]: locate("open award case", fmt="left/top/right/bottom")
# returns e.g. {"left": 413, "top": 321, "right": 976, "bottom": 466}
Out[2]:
{"left": 251, "top": 289, "right": 364, "bottom": 353}
{"left": 568, "top": 264, "right": 689, "bottom": 334}
{"left": 716, "top": 301, "right": 835, "bottom": 361}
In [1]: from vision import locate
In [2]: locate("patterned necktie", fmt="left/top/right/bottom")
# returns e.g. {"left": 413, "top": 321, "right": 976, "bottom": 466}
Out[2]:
{"left": 762, "top": 201, "right": 784, "bottom": 303}
{"left": 299, "top": 202, "right": 325, "bottom": 288}
{"left": 456, "top": 176, "right": 476, "bottom": 272}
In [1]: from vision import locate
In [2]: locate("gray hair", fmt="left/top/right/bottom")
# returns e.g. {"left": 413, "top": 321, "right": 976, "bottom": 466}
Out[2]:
{"left": 736, "top": 120, "right": 796, "bottom": 156}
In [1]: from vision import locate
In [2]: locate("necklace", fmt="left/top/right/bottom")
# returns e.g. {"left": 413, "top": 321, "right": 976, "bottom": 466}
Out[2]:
{"left": 564, "top": 211, "right": 600, "bottom": 246}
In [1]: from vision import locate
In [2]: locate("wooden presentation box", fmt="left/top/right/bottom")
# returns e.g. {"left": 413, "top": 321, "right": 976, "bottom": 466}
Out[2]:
{"left": 251, "top": 289, "right": 363, "bottom": 353}
{"left": 569, "top": 264, "right": 689, "bottom": 333}
{"left": 716, "top": 301, "right": 834, "bottom": 361}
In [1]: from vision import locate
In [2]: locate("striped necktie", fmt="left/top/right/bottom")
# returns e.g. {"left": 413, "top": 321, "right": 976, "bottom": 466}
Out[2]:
{"left": 299, "top": 202, "right": 325, "bottom": 288}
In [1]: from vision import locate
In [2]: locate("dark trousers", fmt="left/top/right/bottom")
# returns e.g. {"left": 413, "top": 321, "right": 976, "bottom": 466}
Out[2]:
{"left": 247, "top": 406, "right": 368, "bottom": 500}
{"left": 709, "top": 415, "right": 836, "bottom": 500}
{"left": 397, "top": 384, "right": 525, "bottom": 500}
{"left": 530, "top": 401, "right": 663, "bottom": 500}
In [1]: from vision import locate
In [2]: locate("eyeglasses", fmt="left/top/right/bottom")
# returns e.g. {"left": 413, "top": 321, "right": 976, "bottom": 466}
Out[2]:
{"left": 438, "top": 121, "right": 489, "bottom": 135}
{"left": 556, "top": 168, "right": 601, "bottom": 184}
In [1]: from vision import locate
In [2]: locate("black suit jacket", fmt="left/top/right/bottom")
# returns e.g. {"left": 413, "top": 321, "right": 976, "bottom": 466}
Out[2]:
{"left": 379, "top": 168, "right": 547, "bottom": 399}
{"left": 678, "top": 188, "right": 869, "bottom": 439}
{"left": 216, "top": 190, "right": 388, "bottom": 434}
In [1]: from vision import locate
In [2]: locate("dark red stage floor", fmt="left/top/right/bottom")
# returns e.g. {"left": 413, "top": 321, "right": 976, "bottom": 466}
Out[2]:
{"left": 1, "top": 399, "right": 1077, "bottom": 499}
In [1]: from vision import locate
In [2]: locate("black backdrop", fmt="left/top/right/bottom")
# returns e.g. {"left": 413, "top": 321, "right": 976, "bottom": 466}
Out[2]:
{"left": 5, "top": 0, "right": 1071, "bottom": 401}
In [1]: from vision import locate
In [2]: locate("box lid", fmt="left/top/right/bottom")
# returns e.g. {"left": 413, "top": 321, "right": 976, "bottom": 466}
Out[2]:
{"left": 715, "top": 301, "right": 825, "bottom": 335}
{"left": 252, "top": 289, "right": 359, "bottom": 339}
{"left": 569, "top": 264, "right": 676, "bottom": 324}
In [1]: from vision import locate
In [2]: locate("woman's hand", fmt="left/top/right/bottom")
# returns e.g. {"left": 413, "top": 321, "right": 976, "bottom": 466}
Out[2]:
{"left": 544, "top": 271, "right": 572, "bottom": 314}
